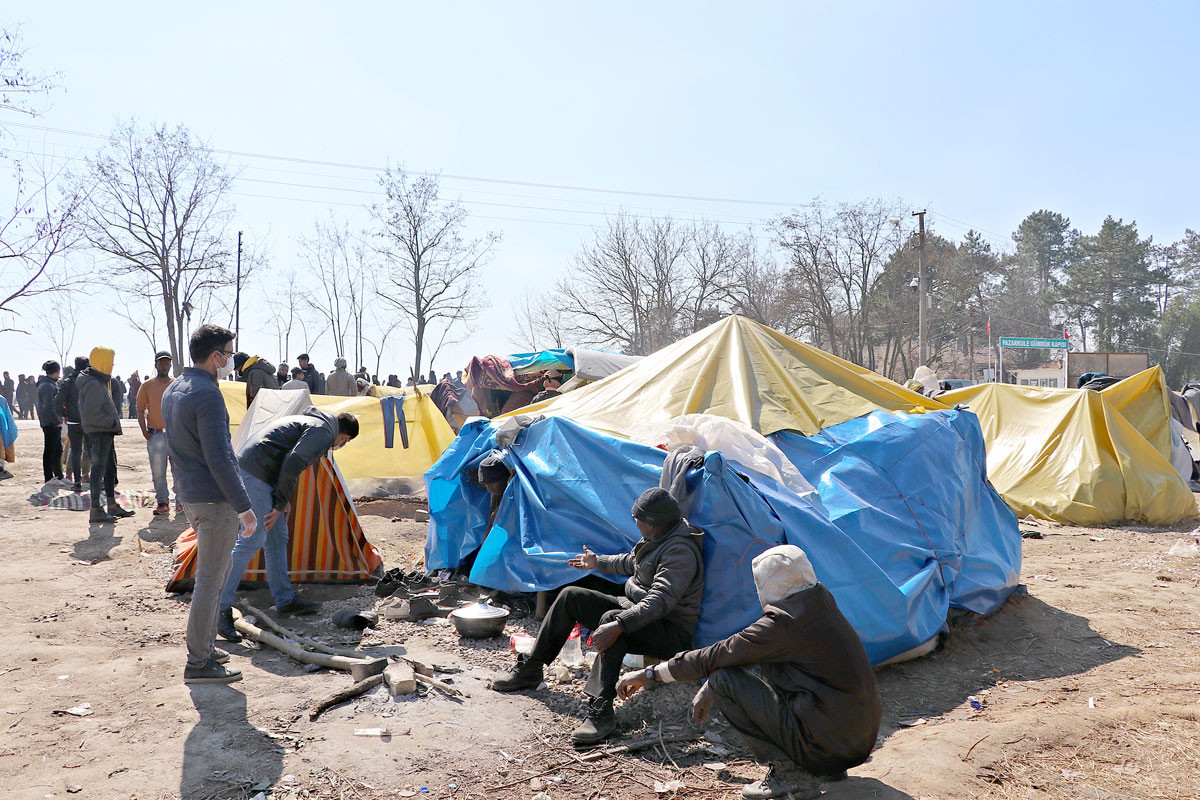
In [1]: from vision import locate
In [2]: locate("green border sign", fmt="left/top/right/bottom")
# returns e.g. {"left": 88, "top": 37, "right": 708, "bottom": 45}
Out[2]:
{"left": 997, "top": 337, "right": 1068, "bottom": 349}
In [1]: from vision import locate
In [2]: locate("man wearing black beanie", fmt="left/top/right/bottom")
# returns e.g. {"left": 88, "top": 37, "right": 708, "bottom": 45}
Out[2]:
{"left": 492, "top": 486, "right": 705, "bottom": 745}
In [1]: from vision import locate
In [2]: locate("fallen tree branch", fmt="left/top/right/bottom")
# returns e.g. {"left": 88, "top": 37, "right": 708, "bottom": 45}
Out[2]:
{"left": 415, "top": 671, "right": 465, "bottom": 698}
{"left": 231, "top": 608, "right": 381, "bottom": 673}
{"left": 241, "top": 602, "right": 371, "bottom": 659}
{"left": 309, "top": 674, "right": 384, "bottom": 721}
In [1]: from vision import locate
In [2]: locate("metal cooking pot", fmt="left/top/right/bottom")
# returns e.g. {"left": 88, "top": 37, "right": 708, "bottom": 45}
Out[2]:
{"left": 449, "top": 603, "right": 510, "bottom": 639}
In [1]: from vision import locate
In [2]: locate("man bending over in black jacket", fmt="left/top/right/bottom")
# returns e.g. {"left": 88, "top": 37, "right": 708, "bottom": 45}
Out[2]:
{"left": 217, "top": 407, "right": 359, "bottom": 641}
{"left": 492, "top": 488, "right": 704, "bottom": 745}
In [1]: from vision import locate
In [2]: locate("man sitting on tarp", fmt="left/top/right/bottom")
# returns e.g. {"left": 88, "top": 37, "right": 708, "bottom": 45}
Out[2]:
{"left": 492, "top": 487, "right": 704, "bottom": 746}
{"left": 616, "top": 544, "right": 881, "bottom": 800}
{"left": 217, "top": 408, "right": 360, "bottom": 642}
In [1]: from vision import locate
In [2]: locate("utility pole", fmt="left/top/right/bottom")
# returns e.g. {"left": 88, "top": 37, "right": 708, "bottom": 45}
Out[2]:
{"left": 235, "top": 230, "right": 243, "bottom": 348}
{"left": 912, "top": 210, "right": 927, "bottom": 365}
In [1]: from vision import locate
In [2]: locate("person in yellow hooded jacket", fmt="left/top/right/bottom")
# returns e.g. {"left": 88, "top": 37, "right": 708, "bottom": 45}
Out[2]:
{"left": 76, "top": 346, "right": 135, "bottom": 523}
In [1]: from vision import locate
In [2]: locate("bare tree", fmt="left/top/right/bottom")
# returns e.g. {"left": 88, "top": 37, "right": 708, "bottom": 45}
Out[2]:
{"left": 371, "top": 168, "right": 498, "bottom": 381}
{"left": 0, "top": 31, "right": 79, "bottom": 332}
{"left": 297, "top": 213, "right": 369, "bottom": 362}
{"left": 0, "top": 154, "right": 85, "bottom": 332}
{"left": 0, "top": 25, "right": 60, "bottom": 119}
{"left": 81, "top": 121, "right": 236, "bottom": 373}
{"left": 558, "top": 212, "right": 744, "bottom": 355}
{"left": 512, "top": 288, "right": 568, "bottom": 351}
{"left": 114, "top": 288, "right": 163, "bottom": 355}
{"left": 35, "top": 291, "right": 81, "bottom": 366}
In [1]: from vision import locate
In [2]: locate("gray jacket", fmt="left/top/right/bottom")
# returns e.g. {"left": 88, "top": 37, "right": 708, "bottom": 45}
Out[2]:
{"left": 77, "top": 368, "right": 122, "bottom": 435}
{"left": 36, "top": 375, "right": 62, "bottom": 427}
{"left": 161, "top": 367, "right": 251, "bottom": 513}
{"left": 595, "top": 519, "right": 705, "bottom": 635}
{"left": 237, "top": 407, "right": 338, "bottom": 510}
{"left": 325, "top": 368, "right": 356, "bottom": 397}
{"left": 242, "top": 357, "right": 280, "bottom": 406}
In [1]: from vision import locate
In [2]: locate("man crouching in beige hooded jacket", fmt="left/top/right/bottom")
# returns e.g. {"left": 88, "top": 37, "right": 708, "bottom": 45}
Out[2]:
{"left": 617, "top": 544, "right": 881, "bottom": 800}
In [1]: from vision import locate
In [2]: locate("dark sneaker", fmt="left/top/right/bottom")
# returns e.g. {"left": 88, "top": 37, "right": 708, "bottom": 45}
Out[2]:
{"left": 211, "top": 648, "right": 230, "bottom": 664}
{"left": 275, "top": 596, "right": 321, "bottom": 616}
{"left": 89, "top": 507, "right": 117, "bottom": 523}
{"left": 491, "top": 654, "right": 544, "bottom": 692}
{"left": 71, "top": 483, "right": 83, "bottom": 493}
{"left": 218, "top": 608, "right": 242, "bottom": 643}
{"left": 153, "top": 503, "right": 170, "bottom": 515}
{"left": 818, "top": 770, "right": 848, "bottom": 782}
{"left": 107, "top": 503, "right": 135, "bottom": 519}
{"left": 183, "top": 660, "right": 242, "bottom": 685}
{"left": 571, "top": 698, "right": 617, "bottom": 745}
{"left": 741, "top": 763, "right": 821, "bottom": 800}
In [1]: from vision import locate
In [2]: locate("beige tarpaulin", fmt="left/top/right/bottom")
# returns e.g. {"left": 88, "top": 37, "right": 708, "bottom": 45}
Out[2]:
{"left": 508, "top": 315, "right": 946, "bottom": 437}
{"left": 940, "top": 368, "right": 1197, "bottom": 526}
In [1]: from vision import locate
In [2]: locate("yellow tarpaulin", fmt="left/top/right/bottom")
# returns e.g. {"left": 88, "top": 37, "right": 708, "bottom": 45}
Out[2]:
{"left": 940, "top": 369, "right": 1197, "bottom": 525}
{"left": 220, "top": 383, "right": 456, "bottom": 497}
{"left": 513, "top": 315, "right": 946, "bottom": 437}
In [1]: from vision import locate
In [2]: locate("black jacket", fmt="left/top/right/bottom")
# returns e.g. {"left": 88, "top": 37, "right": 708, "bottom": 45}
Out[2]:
{"left": 301, "top": 363, "right": 323, "bottom": 395}
{"left": 237, "top": 407, "right": 338, "bottom": 511}
{"left": 36, "top": 375, "right": 62, "bottom": 427}
{"left": 110, "top": 377, "right": 126, "bottom": 406}
{"left": 666, "top": 584, "right": 881, "bottom": 775}
{"left": 595, "top": 519, "right": 705, "bottom": 635}
{"left": 56, "top": 372, "right": 83, "bottom": 424}
{"left": 77, "top": 368, "right": 122, "bottom": 435}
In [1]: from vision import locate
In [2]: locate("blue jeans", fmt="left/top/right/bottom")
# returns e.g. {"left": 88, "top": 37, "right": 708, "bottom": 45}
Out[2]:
{"left": 146, "top": 431, "right": 178, "bottom": 505}
{"left": 219, "top": 470, "right": 296, "bottom": 611}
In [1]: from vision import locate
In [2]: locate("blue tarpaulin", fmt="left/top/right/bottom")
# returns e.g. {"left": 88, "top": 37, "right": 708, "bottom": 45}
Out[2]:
{"left": 0, "top": 396, "right": 16, "bottom": 450}
{"left": 425, "top": 410, "right": 1021, "bottom": 664}
{"left": 505, "top": 349, "right": 574, "bottom": 373}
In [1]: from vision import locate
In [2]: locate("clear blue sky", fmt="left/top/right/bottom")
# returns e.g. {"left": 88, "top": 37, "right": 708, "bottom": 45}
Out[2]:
{"left": 2, "top": 1, "right": 1198, "bottom": 377}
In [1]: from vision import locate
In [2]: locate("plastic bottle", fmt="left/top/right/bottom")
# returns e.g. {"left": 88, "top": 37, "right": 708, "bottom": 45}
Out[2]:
{"left": 560, "top": 624, "right": 585, "bottom": 667}
{"left": 510, "top": 632, "right": 536, "bottom": 654}
{"left": 622, "top": 653, "right": 644, "bottom": 670}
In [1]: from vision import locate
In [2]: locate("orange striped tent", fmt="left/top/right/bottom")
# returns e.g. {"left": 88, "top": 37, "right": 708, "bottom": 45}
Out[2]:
{"left": 166, "top": 455, "right": 382, "bottom": 592}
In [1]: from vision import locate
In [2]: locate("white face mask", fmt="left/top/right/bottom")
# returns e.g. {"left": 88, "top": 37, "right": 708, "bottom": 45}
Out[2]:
{"left": 215, "top": 352, "right": 234, "bottom": 381}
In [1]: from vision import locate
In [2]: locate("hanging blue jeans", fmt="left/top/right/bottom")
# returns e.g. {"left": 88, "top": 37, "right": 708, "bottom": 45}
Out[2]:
{"left": 381, "top": 396, "right": 409, "bottom": 449}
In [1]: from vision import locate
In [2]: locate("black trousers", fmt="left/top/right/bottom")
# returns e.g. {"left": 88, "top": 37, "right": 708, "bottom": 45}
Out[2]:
{"left": 41, "top": 425, "right": 64, "bottom": 482}
{"left": 708, "top": 667, "right": 807, "bottom": 769}
{"left": 529, "top": 587, "right": 693, "bottom": 703}
{"left": 66, "top": 424, "right": 84, "bottom": 484}
{"left": 87, "top": 432, "right": 118, "bottom": 508}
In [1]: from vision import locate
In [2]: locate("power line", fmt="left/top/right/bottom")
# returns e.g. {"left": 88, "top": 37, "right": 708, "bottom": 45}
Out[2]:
{"left": 0, "top": 119, "right": 817, "bottom": 208}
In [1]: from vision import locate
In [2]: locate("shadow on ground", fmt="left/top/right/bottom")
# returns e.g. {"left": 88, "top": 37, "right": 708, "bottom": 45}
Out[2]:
{"left": 182, "top": 685, "right": 283, "bottom": 800}
{"left": 873, "top": 589, "right": 1139, "bottom": 739}
{"left": 72, "top": 521, "right": 122, "bottom": 562}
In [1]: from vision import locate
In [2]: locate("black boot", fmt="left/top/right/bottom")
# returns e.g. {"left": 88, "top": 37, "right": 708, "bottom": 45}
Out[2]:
{"left": 218, "top": 608, "right": 242, "bottom": 643}
{"left": 491, "top": 653, "right": 544, "bottom": 692}
{"left": 571, "top": 697, "right": 617, "bottom": 745}
{"left": 107, "top": 497, "right": 135, "bottom": 518}
{"left": 89, "top": 505, "right": 117, "bottom": 523}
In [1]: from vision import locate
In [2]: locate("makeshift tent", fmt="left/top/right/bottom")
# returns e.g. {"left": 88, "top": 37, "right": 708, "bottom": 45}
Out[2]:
{"left": 426, "top": 315, "right": 1019, "bottom": 664}
{"left": 221, "top": 382, "right": 455, "bottom": 497}
{"left": 940, "top": 368, "right": 1198, "bottom": 525}
{"left": 167, "top": 389, "right": 382, "bottom": 592}
{"left": 509, "top": 315, "right": 948, "bottom": 438}
{"left": 426, "top": 410, "right": 1019, "bottom": 665}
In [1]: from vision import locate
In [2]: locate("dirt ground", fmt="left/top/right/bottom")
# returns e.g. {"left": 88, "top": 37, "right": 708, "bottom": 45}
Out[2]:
{"left": 2, "top": 420, "right": 1199, "bottom": 800}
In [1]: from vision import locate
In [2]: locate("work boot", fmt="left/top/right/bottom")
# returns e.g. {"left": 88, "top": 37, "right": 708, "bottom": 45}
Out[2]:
{"left": 218, "top": 608, "right": 242, "bottom": 643}
{"left": 153, "top": 502, "right": 170, "bottom": 515}
{"left": 183, "top": 659, "right": 242, "bottom": 685}
{"left": 275, "top": 596, "right": 321, "bottom": 616}
{"left": 741, "top": 762, "right": 821, "bottom": 800}
{"left": 571, "top": 697, "right": 618, "bottom": 745}
{"left": 107, "top": 498, "right": 135, "bottom": 519}
{"left": 89, "top": 506, "right": 117, "bottom": 523}
{"left": 491, "top": 653, "right": 544, "bottom": 692}
{"left": 211, "top": 648, "right": 230, "bottom": 664}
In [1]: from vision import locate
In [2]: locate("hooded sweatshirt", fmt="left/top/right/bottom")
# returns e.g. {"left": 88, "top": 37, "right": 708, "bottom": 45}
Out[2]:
{"left": 325, "top": 363, "right": 356, "bottom": 397}
{"left": 236, "top": 407, "right": 338, "bottom": 510}
{"left": 76, "top": 348, "right": 122, "bottom": 436}
{"left": 241, "top": 356, "right": 279, "bottom": 405}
